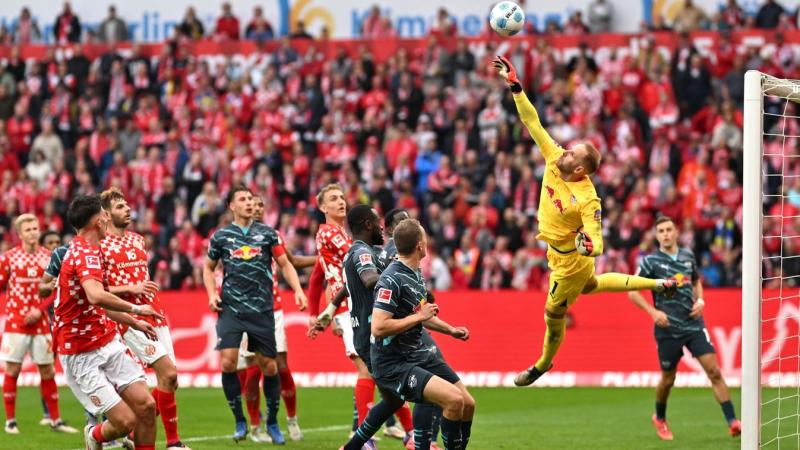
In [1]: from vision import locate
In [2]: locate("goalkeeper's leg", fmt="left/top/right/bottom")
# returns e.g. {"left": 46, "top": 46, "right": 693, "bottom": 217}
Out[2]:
{"left": 582, "top": 273, "right": 673, "bottom": 294}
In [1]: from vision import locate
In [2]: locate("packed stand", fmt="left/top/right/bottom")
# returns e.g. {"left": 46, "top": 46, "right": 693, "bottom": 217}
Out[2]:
{"left": 0, "top": 2, "right": 798, "bottom": 291}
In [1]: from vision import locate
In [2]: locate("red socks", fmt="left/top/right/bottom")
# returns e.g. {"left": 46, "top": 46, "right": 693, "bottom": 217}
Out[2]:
{"left": 135, "top": 445, "right": 155, "bottom": 450}
{"left": 354, "top": 377, "right": 376, "bottom": 425}
{"left": 237, "top": 369, "right": 247, "bottom": 394}
{"left": 396, "top": 402, "right": 413, "bottom": 433}
{"left": 279, "top": 367, "right": 297, "bottom": 418}
{"left": 245, "top": 366, "right": 262, "bottom": 426}
{"left": 155, "top": 389, "right": 179, "bottom": 444}
{"left": 92, "top": 422, "right": 107, "bottom": 443}
{"left": 40, "top": 378, "right": 61, "bottom": 421}
{"left": 3, "top": 374, "right": 17, "bottom": 421}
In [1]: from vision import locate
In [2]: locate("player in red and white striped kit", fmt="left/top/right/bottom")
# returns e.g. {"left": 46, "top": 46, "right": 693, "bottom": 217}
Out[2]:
{"left": 55, "top": 194, "right": 162, "bottom": 450}
{"left": 98, "top": 188, "right": 191, "bottom": 450}
{"left": 0, "top": 214, "right": 77, "bottom": 435}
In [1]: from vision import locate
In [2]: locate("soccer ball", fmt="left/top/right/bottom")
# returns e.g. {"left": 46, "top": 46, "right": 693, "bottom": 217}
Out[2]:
{"left": 489, "top": 1, "right": 525, "bottom": 37}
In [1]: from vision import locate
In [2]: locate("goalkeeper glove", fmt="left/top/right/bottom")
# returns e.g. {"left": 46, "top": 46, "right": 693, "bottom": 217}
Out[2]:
{"left": 492, "top": 55, "right": 522, "bottom": 94}
{"left": 575, "top": 230, "right": 595, "bottom": 256}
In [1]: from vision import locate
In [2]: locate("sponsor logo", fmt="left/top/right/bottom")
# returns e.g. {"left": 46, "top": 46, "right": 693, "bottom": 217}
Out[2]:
{"left": 89, "top": 395, "right": 102, "bottom": 407}
{"left": 332, "top": 234, "right": 347, "bottom": 248}
{"left": 670, "top": 273, "right": 688, "bottom": 287}
{"left": 26, "top": 267, "right": 38, "bottom": 278}
{"left": 125, "top": 249, "right": 137, "bottom": 261}
{"left": 552, "top": 199, "right": 565, "bottom": 214}
{"left": 377, "top": 288, "right": 392, "bottom": 304}
{"left": 545, "top": 185, "right": 555, "bottom": 198}
{"left": 230, "top": 246, "right": 262, "bottom": 261}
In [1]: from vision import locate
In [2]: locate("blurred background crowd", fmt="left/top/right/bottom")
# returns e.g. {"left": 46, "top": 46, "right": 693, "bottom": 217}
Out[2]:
{"left": 0, "top": 1, "right": 798, "bottom": 291}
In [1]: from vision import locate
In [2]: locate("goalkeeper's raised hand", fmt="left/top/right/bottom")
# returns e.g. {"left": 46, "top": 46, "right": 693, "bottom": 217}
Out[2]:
{"left": 492, "top": 55, "right": 522, "bottom": 93}
{"left": 575, "top": 230, "right": 595, "bottom": 256}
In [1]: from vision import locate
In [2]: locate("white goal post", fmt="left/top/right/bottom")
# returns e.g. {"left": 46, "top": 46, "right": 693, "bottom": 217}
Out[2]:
{"left": 742, "top": 70, "right": 800, "bottom": 450}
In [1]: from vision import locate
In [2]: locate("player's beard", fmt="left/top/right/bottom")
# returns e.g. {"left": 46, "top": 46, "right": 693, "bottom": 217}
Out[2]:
{"left": 372, "top": 226, "right": 384, "bottom": 245}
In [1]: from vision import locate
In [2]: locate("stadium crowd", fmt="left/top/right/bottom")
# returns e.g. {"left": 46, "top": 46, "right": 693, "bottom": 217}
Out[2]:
{"left": 0, "top": 2, "right": 798, "bottom": 291}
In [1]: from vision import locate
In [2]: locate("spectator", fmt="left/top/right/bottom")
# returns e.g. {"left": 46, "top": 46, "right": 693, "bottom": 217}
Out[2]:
{"left": 245, "top": 6, "right": 274, "bottom": 41}
{"left": 361, "top": 5, "right": 384, "bottom": 38}
{"left": 756, "top": 0, "right": 785, "bottom": 29}
{"left": 587, "top": 0, "right": 614, "bottom": 33}
{"left": 291, "top": 21, "right": 313, "bottom": 40}
{"left": 215, "top": 2, "right": 240, "bottom": 41}
{"left": 6, "top": 102, "right": 34, "bottom": 163}
{"left": 97, "top": 5, "right": 128, "bottom": 43}
{"left": 672, "top": 0, "right": 708, "bottom": 32}
{"left": 720, "top": 0, "right": 745, "bottom": 30}
{"left": 53, "top": 2, "right": 82, "bottom": 44}
{"left": 179, "top": 7, "right": 205, "bottom": 40}
{"left": 30, "top": 119, "right": 64, "bottom": 165}
{"left": 424, "top": 244, "right": 452, "bottom": 291}
{"left": 26, "top": 150, "right": 51, "bottom": 187}
{"left": 430, "top": 7, "right": 456, "bottom": 37}
{"left": 11, "top": 7, "right": 41, "bottom": 44}
{"left": 564, "top": 11, "right": 590, "bottom": 35}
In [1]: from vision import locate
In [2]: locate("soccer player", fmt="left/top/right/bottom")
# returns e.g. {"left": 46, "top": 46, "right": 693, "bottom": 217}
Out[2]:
{"left": 202, "top": 186, "right": 307, "bottom": 443}
{"left": 55, "top": 194, "right": 162, "bottom": 450}
{"left": 236, "top": 195, "right": 312, "bottom": 442}
{"left": 312, "top": 183, "right": 378, "bottom": 431}
{"left": 493, "top": 56, "right": 677, "bottom": 386}
{"left": 0, "top": 215, "right": 77, "bottom": 435}
{"left": 628, "top": 216, "right": 741, "bottom": 440}
{"left": 98, "top": 188, "right": 191, "bottom": 450}
{"left": 370, "top": 218, "right": 473, "bottom": 450}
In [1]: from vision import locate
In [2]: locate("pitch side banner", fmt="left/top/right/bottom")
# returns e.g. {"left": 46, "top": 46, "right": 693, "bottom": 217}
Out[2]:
{"left": 2, "top": 289, "right": 795, "bottom": 388}
{"left": 0, "top": 0, "right": 776, "bottom": 42}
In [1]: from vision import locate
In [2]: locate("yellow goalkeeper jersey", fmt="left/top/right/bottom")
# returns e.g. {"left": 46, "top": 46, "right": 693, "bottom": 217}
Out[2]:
{"left": 513, "top": 92, "right": 604, "bottom": 256}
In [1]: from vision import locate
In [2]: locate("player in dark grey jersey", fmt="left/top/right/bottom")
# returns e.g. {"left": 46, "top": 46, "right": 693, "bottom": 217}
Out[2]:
{"left": 629, "top": 216, "right": 740, "bottom": 441}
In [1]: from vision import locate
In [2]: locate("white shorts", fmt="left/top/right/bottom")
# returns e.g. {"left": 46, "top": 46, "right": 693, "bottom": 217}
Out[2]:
{"left": 334, "top": 312, "right": 357, "bottom": 358}
{"left": 0, "top": 332, "right": 54, "bottom": 365}
{"left": 274, "top": 310, "right": 287, "bottom": 354}
{"left": 123, "top": 326, "right": 175, "bottom": 367}
{"left": 60, "top": 337, "right": 146, "bottom": 416}
{"left": 236, "top": 333, "right": 255, "bottom": 371}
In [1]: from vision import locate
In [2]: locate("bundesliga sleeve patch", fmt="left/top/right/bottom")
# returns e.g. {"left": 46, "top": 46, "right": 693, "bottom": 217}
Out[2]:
{"left": 359, "top": 253, "right": 373, "bottom": 265}
{"left": 85, "top": 255, "right": 101, "bottom": 269}
{"left": 377, "top": 288, "right": 392, "bottom": 304}
{"left": 594, "top": 209, "right": 602, "bottom": 222}
{"left": 332, "top": 234, "right": 346, "bottom": 248}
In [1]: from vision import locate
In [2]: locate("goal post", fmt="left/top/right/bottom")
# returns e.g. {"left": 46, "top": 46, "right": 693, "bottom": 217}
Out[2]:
{"left": 742, "top": 70, "right": 800, "bottom": 450}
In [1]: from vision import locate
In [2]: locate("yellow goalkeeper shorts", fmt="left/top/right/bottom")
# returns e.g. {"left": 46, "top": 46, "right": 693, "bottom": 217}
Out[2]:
{"left": 545, "top": 246, "right": 596, "bottom": 311}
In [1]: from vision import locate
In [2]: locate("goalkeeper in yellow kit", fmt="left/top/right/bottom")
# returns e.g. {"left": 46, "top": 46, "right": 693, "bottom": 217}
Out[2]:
{"left": 492, "top": 56, "right": 678, "bottom": 386}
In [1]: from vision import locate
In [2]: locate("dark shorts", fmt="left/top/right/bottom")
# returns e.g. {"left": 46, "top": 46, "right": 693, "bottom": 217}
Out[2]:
{"left": 216, "top": 310, "right": 277, "bottom": 358}
{"left": 361, "top": 330, "right": 443, "bottom": 376}
{"left": 372, "top": 351, "right": 460, "bottom": 403}
{"left": 656, "top": 329, "right": 715, "bottom": 372}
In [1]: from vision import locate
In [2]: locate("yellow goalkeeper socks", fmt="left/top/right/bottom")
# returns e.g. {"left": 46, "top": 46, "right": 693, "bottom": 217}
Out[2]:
{"left": 588, "top": 273, "right": 658, "bottom": 293}
{"left": 535, "top": 315, "right": 567, "bottom": 372}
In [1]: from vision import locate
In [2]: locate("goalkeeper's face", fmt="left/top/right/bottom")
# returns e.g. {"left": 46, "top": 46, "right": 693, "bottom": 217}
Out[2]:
{"left": 556, "top": 146, "right": 586, "bottom": 178}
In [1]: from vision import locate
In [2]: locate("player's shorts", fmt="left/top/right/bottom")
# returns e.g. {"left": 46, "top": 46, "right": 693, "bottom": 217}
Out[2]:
{"left": 123, "top": 326, "right": 175, "bottom": 366}
{"left": 60, "top": 337, "right": 146, "bottom": 416}
{"left": 656, "top": 329, "right": 716, "bottom": 372}
{"left": 334, "top": 311, "right": 357, "bottom": 358}
{"left": 545, "top": 246, "right": 596, "bottom": 311}
{"left": 372, "top": 351, "right": 460, "bottom": 404}
{"left": 275, "top": 309, "right": 287, "bottom": 353}
{"left": 216, "top": 310, "right": 277, "bottom": 358}
{"left": 0, "top": 332, "right": 54, "bottom": 365}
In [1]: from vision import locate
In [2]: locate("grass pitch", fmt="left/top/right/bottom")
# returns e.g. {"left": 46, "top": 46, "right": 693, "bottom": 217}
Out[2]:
{"left": 0, "top": 387, "right": 743, "bottom": 449}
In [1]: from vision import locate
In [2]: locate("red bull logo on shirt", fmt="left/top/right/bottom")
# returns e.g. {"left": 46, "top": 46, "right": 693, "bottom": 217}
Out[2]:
{"left": 230, "top": 246, "right": 262, "bottom": 261}
{"left": 670, "top": 272, "right": 687, "bottom": 287}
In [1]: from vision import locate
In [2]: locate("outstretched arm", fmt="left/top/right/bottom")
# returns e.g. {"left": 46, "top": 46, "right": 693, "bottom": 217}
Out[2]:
{"left": 577, "top": 198, "right": 604, "bottom": 257}
{"left": 493, "top": 55, "right": 563, "bottom": 162}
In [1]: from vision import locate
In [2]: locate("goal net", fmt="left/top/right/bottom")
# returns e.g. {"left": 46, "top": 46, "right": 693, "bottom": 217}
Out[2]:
{"left": 743, "top": 71, "right": 800, "bottom": 449}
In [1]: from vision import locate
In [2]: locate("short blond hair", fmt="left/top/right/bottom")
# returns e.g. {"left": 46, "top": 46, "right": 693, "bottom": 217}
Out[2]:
{"left": 316, "top": 183, "right": 344, "bottom": 207}
{"left": 14, "top": 214, "right": 38, "bottom": 232}
{"left": 100, "top": 187, "right": 126, "bottom": 211}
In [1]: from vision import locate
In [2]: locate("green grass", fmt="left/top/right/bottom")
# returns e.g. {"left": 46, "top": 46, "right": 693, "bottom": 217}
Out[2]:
{"left": 0, "top": 387, "right": 743, "bottom": 449}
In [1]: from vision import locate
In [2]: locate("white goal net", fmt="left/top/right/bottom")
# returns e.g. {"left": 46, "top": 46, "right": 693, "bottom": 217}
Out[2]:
{"left": 743, "top": 71, "right": 800, "bottom": 450}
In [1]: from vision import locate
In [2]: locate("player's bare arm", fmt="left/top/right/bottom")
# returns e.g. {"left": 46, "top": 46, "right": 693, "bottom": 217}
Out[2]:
{"left": 424, "top": 316, "right": 470, "bottom": 341}
{"left": 106, "top": 310, "right": 158, "bottom": 340}
{"left": 82, "top": 278, "right": 164, "bottom": 320}
{"left": 275, "top": 253, "right": 308, "bottom": 311}
{"left": 109, "top": 280, "right": 159, "bottom": 297}
{"left": 202, "top": 256, "right": 222, "bottom": 312}
{"left": 286, "top": 252, "right": 317, "bottom": 269}
{"left": 628, "top": 290, "right": 669, "bottom": 328}
{"left": 38, "top": 273, "right": 55, "bottom": 298}
{"left": 690, "top": 277, "right": 705, "bottom": 319}
{"left": 371, "top": 303, "right": 438, "bottom": 339}
{"left": 316, "top": 269, "right": 380, "bottom": 332}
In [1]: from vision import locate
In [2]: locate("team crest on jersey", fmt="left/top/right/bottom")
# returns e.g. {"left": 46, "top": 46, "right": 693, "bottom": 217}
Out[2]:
{"left": 253, "top": 234, "right": 264, "bottom": 242}
{"left": 359, "top": 253, "right": 372, "bottom": 265}
{"left": 570, "top": 195, "right": 577, "bottom": 204}
{"left": 377, "top": 288, "right": 392, "bottom": 304}
{"left": 408, "top": 374, "right": 418, "bottom": 389}
{"left": 85, "top": 256, "right": 101, "bottom": 269}
{"left": 230, "top": 245, "right": 261, "bottom": 260}
{"left": 332, "top": 234, "right": 346, "bottom": 248}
